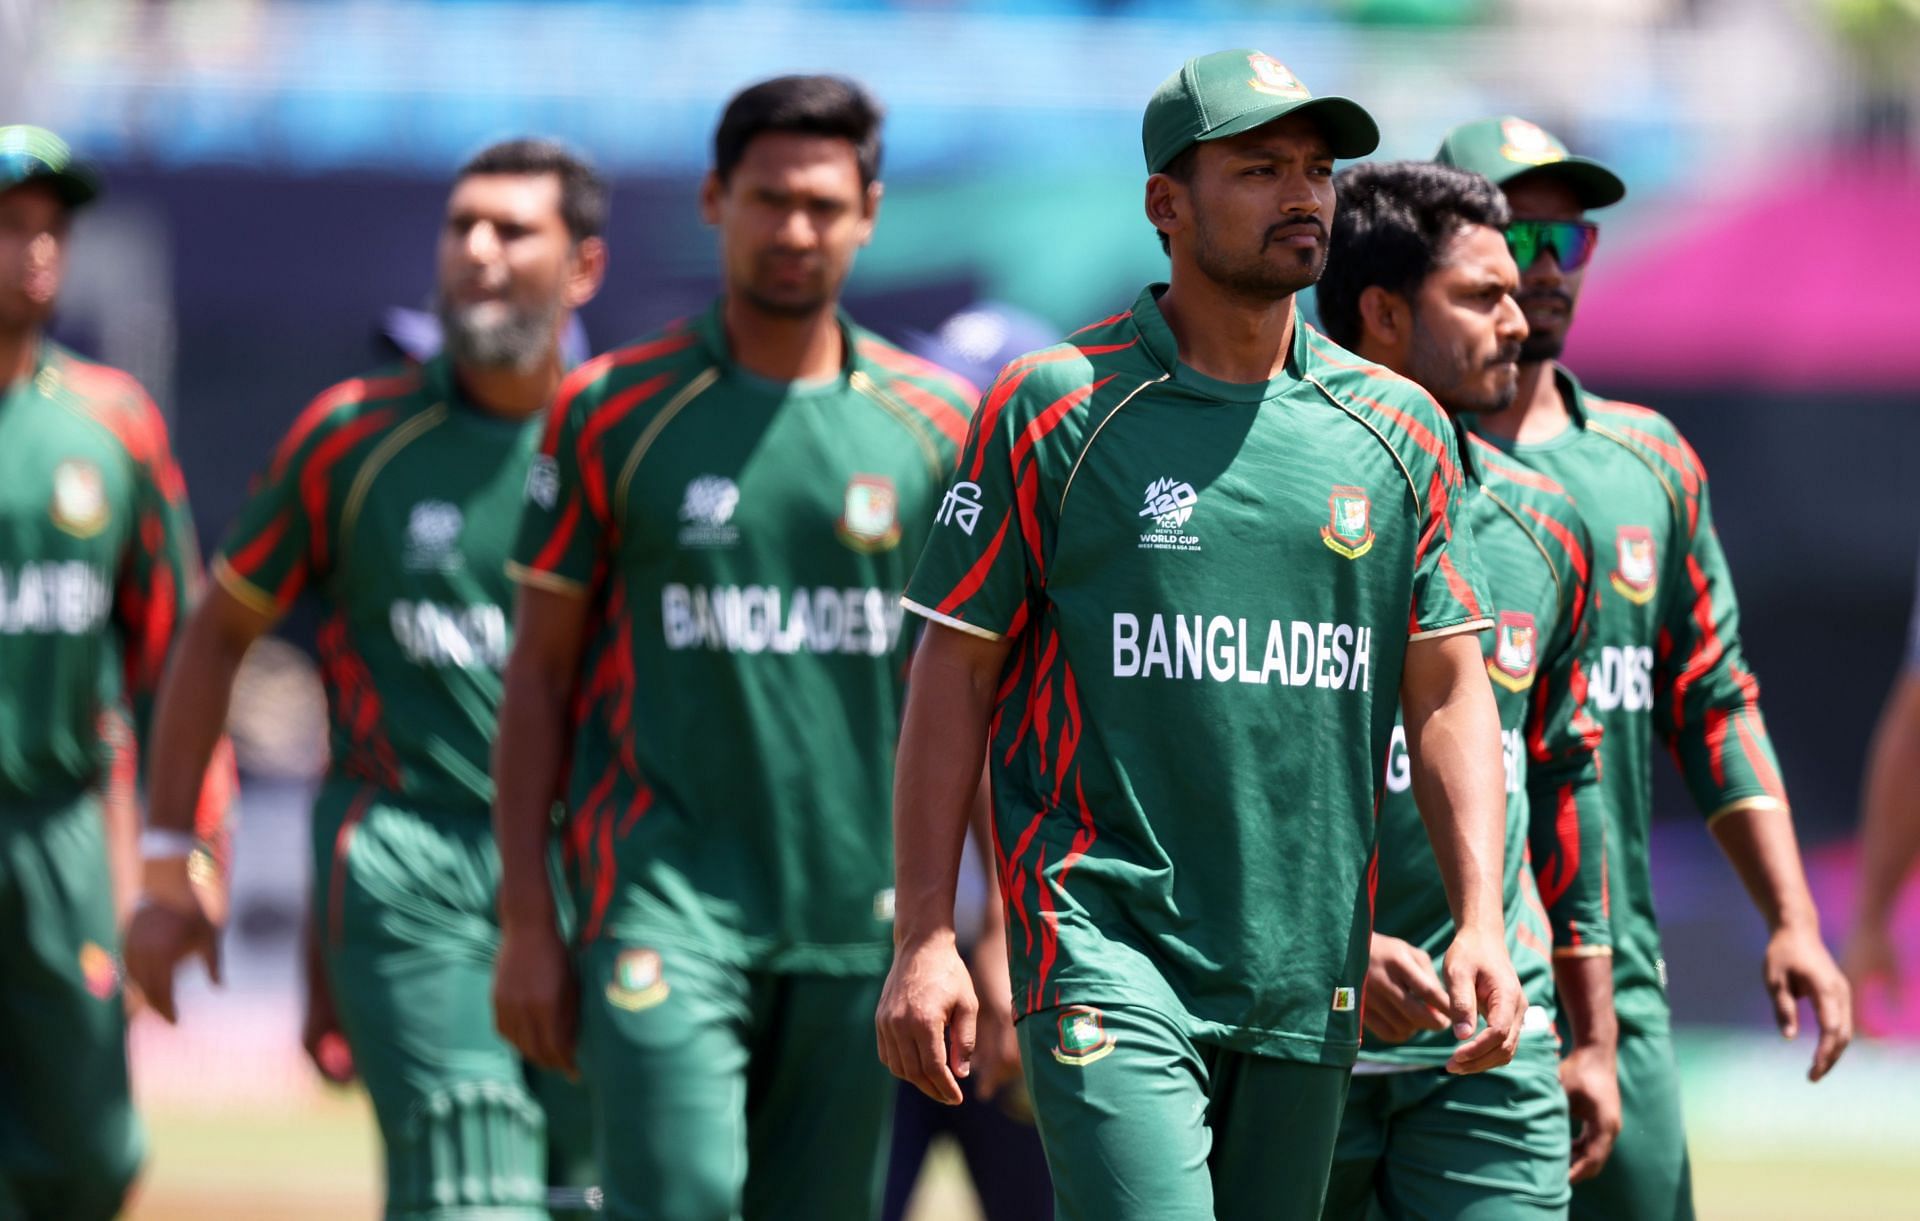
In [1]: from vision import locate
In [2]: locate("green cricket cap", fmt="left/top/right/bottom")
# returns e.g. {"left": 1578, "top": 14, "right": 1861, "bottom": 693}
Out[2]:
{"left": 0, "top": 126, "right": 100, "bottom": 209}
{"left": 1143, "top": 49, "right": 1379, "bottom": 174}
{"left": 1434, "top": 116, "right": 1625, "bottom": 209}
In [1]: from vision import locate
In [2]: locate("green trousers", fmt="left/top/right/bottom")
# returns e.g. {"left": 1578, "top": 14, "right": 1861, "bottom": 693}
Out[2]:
{"left": 1570, "top": 1022, "right": 1693, "bottom": 1221}
{"left": 576, "top": 939, "right": 893, "bottom": 1221}
{"left": 0, "top": 793, "right": 142, "bottom": 1221}
{"left": 1326, "top": 1038, "right": 1570, "bottom": 1220}
{"left": 313, "top": 787, "right": 593, "bottom": 1219}
{"left": 1017, "top": 1002, "right": 1351, "bottom": 1221}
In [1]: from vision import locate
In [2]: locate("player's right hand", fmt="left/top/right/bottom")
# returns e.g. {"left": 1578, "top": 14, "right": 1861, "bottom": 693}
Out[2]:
{"left": 877, "top": 931, "right": 976, "bottom": 1106}
{"left": 302, "top": 985, "right": 357, "bottom": 1086}
{"left": 1441, "top": 922, "right": 1524, "bottom": 1075}
{"left": 1362, "top": 932, "right": 1452, "bottom": 1044}
{"left": 493, "top": 921, "right": 578, "bottom": 1077}
{"left": 122, "top": 860, "right": 223, "bottom": 1025}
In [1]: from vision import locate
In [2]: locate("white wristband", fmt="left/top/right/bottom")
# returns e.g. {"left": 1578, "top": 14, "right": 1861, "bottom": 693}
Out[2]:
{"left": 141, "top": 828, "right": 198, "bottom": 860}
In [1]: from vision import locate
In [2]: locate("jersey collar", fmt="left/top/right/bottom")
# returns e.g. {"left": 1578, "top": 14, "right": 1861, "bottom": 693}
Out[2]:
{"left": 1130, "top": 283, "right": 1314, "bottom": 403}
{"left": 693, "top": 296, "right": 864, "bottom": 385}
{"left": 1552, "top": 362, "right": 1593, "bottom": 430}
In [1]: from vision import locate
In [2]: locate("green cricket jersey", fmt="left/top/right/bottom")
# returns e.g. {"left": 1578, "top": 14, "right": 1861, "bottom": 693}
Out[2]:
{"left": 902, "top": 287, "right": 1492, "bottom": 1066}
{"left": 1468, "top": 366, "right": 1786, "bottom": 1032}
{"left": 1362, "top": 431, "right": 1609, "bottom": 1067}
{"left": 509, "top": 302, "right": 976, "bottom": 974}
{"left": 0, "top": 341, "right": 206, "bottom": 801}
{"left": 217, "top": 355, "right": 539, "bottom": 812}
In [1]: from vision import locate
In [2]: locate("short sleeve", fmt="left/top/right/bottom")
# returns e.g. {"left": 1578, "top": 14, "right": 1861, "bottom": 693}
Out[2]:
{"left": 508, "top": 369, "right": 605, "bottom": 596}
{"left": 1408, "top": 427, "right": 1493, "bottom": 641}
{"left": 113, "top": 402, "right": 205, "bottom": 742}
{"left": 901, "top": 382, "right": 1034, "bottom": 640}
{"left": 215, "top": 427, "right": 319, "bottom": 617}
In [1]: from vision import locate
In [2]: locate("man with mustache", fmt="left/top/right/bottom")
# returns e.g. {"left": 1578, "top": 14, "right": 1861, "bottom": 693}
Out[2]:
{"left": 1317, "top": 159, "right": 1618, "bottom": 1219}
{"left": 492, "top": 76, "right": 979, "bottom": 1220}
{"left": 1438, "top": 117, "right": 1852, "bottom": 1220}
{"left": 125, "top": 137, "right": 607, "bottom": 1218}
{"left": 876, "top": 50, "right": 1521, "bottom": 1221}
{"left": 0, "top": 124, "right": 234, "bottom": 1221}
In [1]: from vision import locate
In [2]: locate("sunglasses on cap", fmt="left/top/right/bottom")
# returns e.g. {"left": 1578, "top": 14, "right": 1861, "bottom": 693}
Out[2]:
{"left": 1504, "top": 220, "right": 1599, "bottom": 272}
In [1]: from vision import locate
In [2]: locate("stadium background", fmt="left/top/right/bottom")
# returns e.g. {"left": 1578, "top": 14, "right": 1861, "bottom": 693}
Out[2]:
{"left": 6, "top": 0, "right": 1919, "bottom": 1215}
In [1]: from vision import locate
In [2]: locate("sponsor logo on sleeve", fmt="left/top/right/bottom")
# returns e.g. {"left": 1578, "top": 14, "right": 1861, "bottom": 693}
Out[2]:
{"left": 524, "top": 454, "right": 559, "bottom": 510}
{"left": 678, "top": 475, "right": 741, "bottom": 548}
{"left": 1050, "top": 1006, "right": 1118, "bottom": 1066}
{"left": 836, "top": 474, "right": 901, "bottom": 553}
{"left": 1610, "top": 525, "right": 1657, "bottom": 605}
{"left": 1488, "top": 609, "right": 1539, "bottom": 693}
{"left": 935, "top": 480, "right": 984, "bottom": 536}
{"left": 1139, "top": 477, "right": 1201, "bottom": 552}
{"left": 1333, "top": 987, "right": 1356, "bottom": 1012}
{"left": 606, "top": 948, "right": 670, "bottom": 1012}
{"left": 51, "top": 459, "right": 109, "bottom": 538}
{"left": 1321, "top": 485, "right": 1374, "bottom": 559}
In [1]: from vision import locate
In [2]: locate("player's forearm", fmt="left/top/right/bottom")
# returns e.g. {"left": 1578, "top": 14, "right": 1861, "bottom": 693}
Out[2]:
{"left": 894, "top": 630, "right": 1003, "bottom": 949}
{"left": 145, "top": 601, "right": 253, "bottom": 835}
{"left": 102, "top": 751, "right": 140, "bottom": 921}
{"left": 1552, "top": 953, "right": 1618, "bottom": 1055}
{"left": 1404, "top": 639, "right": 1508, "bottom": 936}
{"left": 1855, "top": 676, "right": 1920, "bottom": 927}
{"left": 1711, "top": 804, "right": 1822, "bottom": 936}
{"left": 491, "top": 653, "right": 571, "bottom": 930}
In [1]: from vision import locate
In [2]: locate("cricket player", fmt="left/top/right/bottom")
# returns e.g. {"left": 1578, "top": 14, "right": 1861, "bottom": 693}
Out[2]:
{"left": 1438, "top": 116, "right": 1853, "bottom": 1220}
{"left": 0, "top": 124, "right": 233, "bottom": 1220}
{"left": 1845, "top": 552, "right": 1920, "bottom": 1018}
{"left": 876, "top": 50, "right": 1523, "bottom": 1221}
{"left": 1317, "top": 160, "right": 1618, "bottom": 1218}
{"left": 491, "top": 77, "right": 978, "bottom": 1221}
{"left": 123, "top": 137, "right": 608, "bottom": 1219}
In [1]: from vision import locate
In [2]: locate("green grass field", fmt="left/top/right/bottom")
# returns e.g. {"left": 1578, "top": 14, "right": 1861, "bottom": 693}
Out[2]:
{"left": 128, "top": 1094, "right": 1916, "bottom": 1220}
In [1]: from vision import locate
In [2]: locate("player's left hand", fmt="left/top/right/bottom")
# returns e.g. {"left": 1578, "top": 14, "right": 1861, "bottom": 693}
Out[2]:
{"left": 1764, "top": 925, "right": 1852, "bottom": 1081}
{"left": 1440, "top": 923, "right": 1523, "bottom": 1075}
{"left": 122, "top": 858, "right": 224, "bottom": 1025}
{"left": 967, "top": 936, "right": 1022, "bottom": 1102}
{"left": 1560, "top": 1044, "right": 1621, "bottom": 1181}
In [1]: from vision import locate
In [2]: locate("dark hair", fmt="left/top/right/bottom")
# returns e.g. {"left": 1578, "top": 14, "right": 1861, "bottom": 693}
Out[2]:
{"left": 1318, "top": 160, "right": 1510, "bottom": 351}
{"left": 456, "top": 138, "right": 608, "bottom": 242}
{"left": 714, "top": 75, "right": 884, "bottom": 188}
{"left": 1153, "top": 144, "right": 1199, "bottom": 256}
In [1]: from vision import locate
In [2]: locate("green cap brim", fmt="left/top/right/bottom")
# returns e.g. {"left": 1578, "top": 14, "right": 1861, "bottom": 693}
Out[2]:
{"left": 1194, "top": 95, "right": 1380, "bottom": 163}
{"left": 2, "top": 166, "right": 99, "bottom": 210}
{"left": 1495, "top": 157, "right": 1625, "bottom": 209}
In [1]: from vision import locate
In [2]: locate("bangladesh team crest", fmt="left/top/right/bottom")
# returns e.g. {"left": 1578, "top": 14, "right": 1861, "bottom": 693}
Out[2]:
{"left": 836, "top": 473, "right": 901, "bottom": 552}
{"left": 51, "top": 459, "right": 109, "bottom": 538}
{"left": 606, "top": 948, "right": 670, "bottom": 1012}
{"left": 1610, "top": 525, "right": 1657, "bottom": 605}
{"left": 1246, "top": 53, "right": 1310, "bottom": 100}
{"left": 1498, "top": 118, "right": 1568, "bottom": 167}
{"left": 1488, "top": 610, "right": 1539, "bottom": 693}
{"left": 1051, "top": 1006, "right": 1117, "bottom": 1066}
{"left": 1321, "top": 485, "right": 1374, "bottom": 559}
